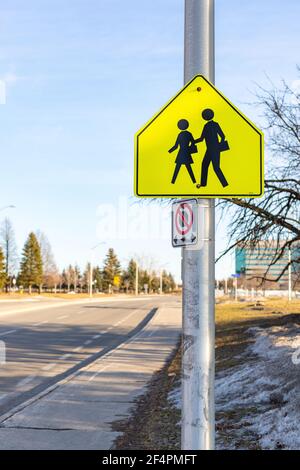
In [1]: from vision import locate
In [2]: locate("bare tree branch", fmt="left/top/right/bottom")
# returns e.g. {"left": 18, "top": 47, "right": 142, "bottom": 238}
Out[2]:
{"left": 218, "top": 72, "right": 300, "bottom": 286}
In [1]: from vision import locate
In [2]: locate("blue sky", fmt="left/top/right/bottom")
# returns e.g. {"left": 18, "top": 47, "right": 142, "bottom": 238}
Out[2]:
{"left": 0, "top": 0, "right": 299, "bottom": 281}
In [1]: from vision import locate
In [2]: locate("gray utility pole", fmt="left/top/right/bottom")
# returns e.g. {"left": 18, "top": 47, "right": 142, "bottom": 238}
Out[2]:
{"left": 135, "top": 261, "right": 139, "bottom": 296}
{"left": 89, "top": 262, "right": 93, "bottom": 298}
{"left": 160, "top": 269, "right": 163, "bottom": 295}
{"left": 89, "top": 242, "right": 106, "bottom": 298}
{"left": 182, "top": 0, "right": 215, "bottom": 450}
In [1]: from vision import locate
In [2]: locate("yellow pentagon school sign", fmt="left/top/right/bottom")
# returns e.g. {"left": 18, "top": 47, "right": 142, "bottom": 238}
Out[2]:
{"left": 134, "top": 75, "right": 264, "bottom": 198}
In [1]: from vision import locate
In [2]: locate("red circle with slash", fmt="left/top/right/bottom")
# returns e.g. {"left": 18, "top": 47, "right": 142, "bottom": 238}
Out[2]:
{"left": 175, "top": 203, "right": 193, "bottom": 236}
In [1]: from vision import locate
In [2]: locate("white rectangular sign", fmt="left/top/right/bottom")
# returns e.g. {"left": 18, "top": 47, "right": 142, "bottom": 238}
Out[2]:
{"left": 172, "top": 199, "right": 198, "bottom": 247}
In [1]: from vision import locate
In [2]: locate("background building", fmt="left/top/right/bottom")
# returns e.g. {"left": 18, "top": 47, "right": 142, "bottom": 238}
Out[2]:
{"left": 235, "top": 241, "right": 300, "bottom": 289}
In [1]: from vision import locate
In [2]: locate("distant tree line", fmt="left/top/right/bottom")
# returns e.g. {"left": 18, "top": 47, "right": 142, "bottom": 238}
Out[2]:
{"left": 60, "top": 249, "right": 176, "bottom": 294}
{"left": 0, "top": 218, "right": 176, "bottom": 294}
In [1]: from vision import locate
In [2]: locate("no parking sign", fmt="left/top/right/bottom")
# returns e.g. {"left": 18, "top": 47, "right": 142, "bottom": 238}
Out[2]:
{"left": 172, "top": 199, "right": 198, "bottom": 247}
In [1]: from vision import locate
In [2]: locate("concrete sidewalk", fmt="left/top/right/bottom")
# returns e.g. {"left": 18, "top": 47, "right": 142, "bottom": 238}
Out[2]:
{"left": 0, "top": 303, "right": 181, "bottom": 449}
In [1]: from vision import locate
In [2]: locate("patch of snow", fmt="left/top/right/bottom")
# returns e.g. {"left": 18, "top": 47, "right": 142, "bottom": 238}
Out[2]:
{"left": 168, "top": 323, "right": 300, "bottom": 450}
{"left": 168, "top": 386, "right": 181, "bottom": 410}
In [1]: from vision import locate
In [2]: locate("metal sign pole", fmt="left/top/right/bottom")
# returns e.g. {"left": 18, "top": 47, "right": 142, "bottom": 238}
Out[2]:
{"left": 89, "top": 261, "right": 93, "bottom": 298}
{"left": 182, "top": 0, "right": 215, "bottom": 450}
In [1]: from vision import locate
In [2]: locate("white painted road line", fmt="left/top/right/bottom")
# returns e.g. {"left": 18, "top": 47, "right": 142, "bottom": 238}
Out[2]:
{"left": 1, "top": 304, "right": 150, "bottom": 396}
{"left": 86, "top": 309, "right": 153, "bottom": 383}
{"left": 33, "top": 320, "right": 48, "bottom": 327}
{"left": 17, "top": 375, "right": 37, "bottom": 388}
{"left": 113, "top": 309, "right": 141, "bottom": 328}
{"left": 57, "top": 315, "right": 68, "bottom": 320}
{"left": 60, "top": 353, "right": 71, "bottom": 361}
{"left": 88, "top": 364, "right": 110, "bottom": 382}
{"left": 146, "top": 329, "right": 156, "bottom": 338}
{"left": 0, "top": 330, "right": 17, "bottom": 337}
{"left": 0, "top": 295, "right": 161, "bottom": 318}
{"left": 42, "top": 363, "right": 57, "bottom": 371}
{"left": 70, "top": 309, "right": 144, "bottom": 356}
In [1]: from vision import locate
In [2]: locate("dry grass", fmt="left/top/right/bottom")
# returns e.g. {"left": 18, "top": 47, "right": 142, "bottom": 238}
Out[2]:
{"left": 216, "top": 299, "right": 300, "bottom": 370}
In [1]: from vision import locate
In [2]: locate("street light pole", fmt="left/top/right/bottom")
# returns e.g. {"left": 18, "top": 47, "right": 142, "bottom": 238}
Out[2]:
{"left": 160, "top": 269, "right": 163, "bottom": 295}
{"left": 158, "top": 262, "right": 169, "bottom": 295}
{"left": 89, "top": 262, "right": 93, "bottom": 298}
{"left": 182, "top": 0, "right": 215, "bottom": 451}
{"left": 135, "top": 261, "right": 139, "bottom": 296}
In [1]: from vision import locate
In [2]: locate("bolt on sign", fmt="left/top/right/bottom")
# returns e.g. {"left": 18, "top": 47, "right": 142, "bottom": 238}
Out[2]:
{"left": 172, "top": 199, "right": 198, "bottom": 247}
{"left": 134, "top": 75, "right": 264, "bottom": 198}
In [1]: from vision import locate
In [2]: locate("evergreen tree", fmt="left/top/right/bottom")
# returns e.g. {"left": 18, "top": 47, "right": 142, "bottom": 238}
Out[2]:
{"left": 82, "top": 263, "right": 91, "bottom": 292}
{"left": 19, "top": 233, "right": 43, "bottom": 294}
{"left": 150, "top": 270, "right": 160, "bottom": 293}
{"left": 139, "top": 269, "right": 150, "bottom": 293}
{"left": 168, "top": 272, "right": 176, "bottom": 291}
{"left": 102, "top": 248, "right": 121, "bottom": 292}
{"left": 66, "top": 264, "right": 75, "bottom": 291}
{"left": 0, "top": 247, "right": 6, "bottom": 290}
{"left": 74, "top": 264, "right": 81, "bottom": 292}
{"left": 93, "top": 266, "right": 103, "bottom": 292}
{"left": 122, "top": 259, "right": 137, "bottom": 292}
{"left": 61, "top": 269, "right": 68, "bottom": 291}
{"left": 162, "top": 270, "right": 176, "bottom": 292}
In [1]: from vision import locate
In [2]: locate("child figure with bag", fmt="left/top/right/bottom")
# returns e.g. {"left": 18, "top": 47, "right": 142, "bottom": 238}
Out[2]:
{"left": 195, "top": 108, "right": 229, "bottom": 188}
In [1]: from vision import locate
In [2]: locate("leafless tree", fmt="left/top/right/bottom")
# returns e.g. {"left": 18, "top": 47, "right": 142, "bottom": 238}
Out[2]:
{"left": 65, "top": 264, "right": 77, "bottom": 292}
{"left": 73, "top": 264, "right": 81, "bottom": 293}
{"left": 134, "top": 254, "right": 158, "bottom": 292}
{"left": 218, "top": 72, "right": 300, "bottom": 284}
{"left": 36, "top": 231, "right": 60, "bottom": 292}
{"left": 0, "top": 218, "right": 18, "bottom": 291}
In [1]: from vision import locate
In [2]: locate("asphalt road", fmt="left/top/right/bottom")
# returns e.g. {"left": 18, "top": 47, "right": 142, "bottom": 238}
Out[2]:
{"left": 0, "top": 296, "right": 176, "bottom": 417}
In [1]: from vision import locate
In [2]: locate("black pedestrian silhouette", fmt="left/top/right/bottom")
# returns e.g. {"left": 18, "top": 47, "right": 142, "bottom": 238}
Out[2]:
{"left": 169, "top": 119, "right": 197, "bottom": 185}
{"left": 195, "top": 108, "right": 229, "bottom": 188}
